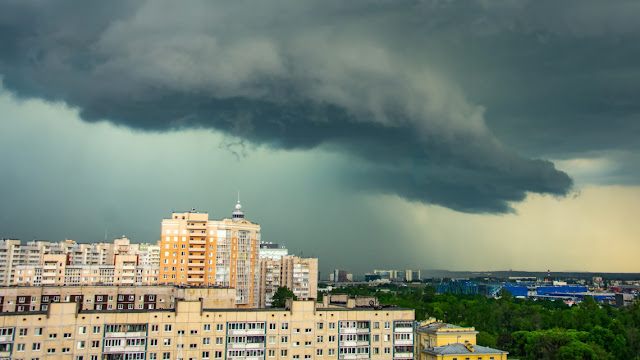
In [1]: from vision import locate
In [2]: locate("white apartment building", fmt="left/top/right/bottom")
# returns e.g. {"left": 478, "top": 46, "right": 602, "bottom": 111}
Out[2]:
{"left": 259, "top": 255, "right": 318, "bottom": 307}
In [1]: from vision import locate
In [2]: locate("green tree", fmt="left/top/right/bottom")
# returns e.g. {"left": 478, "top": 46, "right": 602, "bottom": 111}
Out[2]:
{"left": 271, "top": 287, "right": 297, "bottom": 308}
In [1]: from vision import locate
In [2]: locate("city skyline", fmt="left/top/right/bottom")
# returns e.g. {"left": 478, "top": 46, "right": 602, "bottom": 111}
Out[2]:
{"left": 1, "top": 1, "right": 640, "bottom": 274}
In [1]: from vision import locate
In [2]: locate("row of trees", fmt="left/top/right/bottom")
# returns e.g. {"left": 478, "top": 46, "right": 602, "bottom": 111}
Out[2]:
{"left": 317, "top": 284, "right": 640, "bottom": 359}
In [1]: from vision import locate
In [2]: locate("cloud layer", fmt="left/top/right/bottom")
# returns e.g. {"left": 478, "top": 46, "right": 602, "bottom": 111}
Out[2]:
{"left": 11, "top": 0, "right": 638, "bottom": 212}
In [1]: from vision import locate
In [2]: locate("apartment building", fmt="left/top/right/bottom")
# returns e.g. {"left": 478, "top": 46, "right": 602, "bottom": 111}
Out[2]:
{"left": 259, "top": 242, "right": 289, "bottom": 261}
{"left": 159, "top": 203, "right": 261, "bottom": 308}
{"left": 415, "top": 318, "right": 507, "bottom": 360}
{"left": 0, "top": 294, "right": 414, "bottom": 360}
{"left": 13, "top": 254, "right": 160, "bottom": 287}
{"left": 0, "top": 285, "right": 236, "bottom": 313}
{"left": 260, "top": 255, "right": 318, "bottom": 307}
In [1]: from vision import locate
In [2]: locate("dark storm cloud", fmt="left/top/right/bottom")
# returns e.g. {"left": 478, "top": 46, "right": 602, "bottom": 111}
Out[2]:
{"left": 11, "top": 0, "right": 638, "bottom": 213}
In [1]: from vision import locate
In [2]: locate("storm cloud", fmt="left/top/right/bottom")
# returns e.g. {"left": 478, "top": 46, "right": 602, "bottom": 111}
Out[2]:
{"left": 14, "top": 0, "right": 640, "bottom": 213}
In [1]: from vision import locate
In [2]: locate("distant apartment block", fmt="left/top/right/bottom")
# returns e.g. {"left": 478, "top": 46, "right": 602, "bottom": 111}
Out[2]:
{"left": 259, "top": 255, "right": 318, "bottom": 307}
{"left": 329, "top": 269, "right": 352, "bottom": 282}
{"left": 159, "top": 203, "right": 261, "bottom": 308}
{"left": 0, "top": 238, "right": 159, "bottom": 287}
{"left": 373, "top": 270, "right": 421, "bottom": 282}
{"left": 13, "top": 253, "right": 159, "bottom": 287}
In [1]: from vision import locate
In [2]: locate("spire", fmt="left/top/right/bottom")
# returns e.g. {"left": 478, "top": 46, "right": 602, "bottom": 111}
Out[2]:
{"left": 232, "top": 194, "right": 245, "bottom": 222}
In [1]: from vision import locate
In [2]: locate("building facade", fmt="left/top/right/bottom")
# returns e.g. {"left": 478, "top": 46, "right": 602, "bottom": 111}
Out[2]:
{"left": 259, "top": 255, "right": 318, "bottom": 307}
{"left": 159, "top": 203, "right": 261, "bottom": 308}
{"left": 415, "top": 318, "right": 507, "bottom": 360}
{"left": 0, "top": 295, "right": 413, "bottom": 360}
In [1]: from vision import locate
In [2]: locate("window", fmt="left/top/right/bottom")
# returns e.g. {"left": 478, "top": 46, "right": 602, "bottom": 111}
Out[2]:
{"left": 77, "top": 341, "right": 85, "bottom": 349}
{"left": 190, "top": 344, "right": 197, "bottom": 348}
{"left": 294, "top": 341, "right": 300, "bottom": 347}
{"left": 305, "top": 341, "right": 312, "bottom": 346}
{"left": 17, "top": 343, "right": 25, "bottom": 352}
{"left": 93, "top": 326, "right": 100, "bottom": 334}
{"left": 191, "top": 330, "right": 198, "bottom": 335}
{"left": 268, "top": 349, "right": 276, "bottom": 357}
{"left": 328, "top": 335, "right": 335, "bottom": 343}
{"left": 47, "top": 349, "right": 56, "bottom": 354}
{"left": 92, "top": 341, "right": 100, "bottom": 348}
{"left": 281, "top": 336, "right": 288, "bottom": 343}
{"left": 149, "top": 354, "right": 157, "bottom": 360}
{"left": 35, "top": 328, "right": 43, "bottom": 336}
{"left": 373, "top": 322, "right": 379, "bottom": 329}
{"left": 203, "top": 338, "right": 210, "bottom": 345}
{"left": 384, "top": 347, "right": 391, "bottom": 354}
{"left": 216, "top": 337, "right": 223, "bottom": 345}
{"left": 163, "top": 353, "right": 170, "bottom": 360}
{"left": 49, "top": 333, "right": 58, "bottom": 338}
{"left": 64, "top": 333, "right": 72, "bottom": 338}
{"left": 164, "top": 325, "right": 172, "bottom": 332}
{"left": 215, "top": 351, "right": 223, "bottom": 359}
{"left": 202, "top": 351, "right": 210, "bottom": 359}
{"left": 216, "top": 324, "right": 224, "bottom": 331}
{"left": 373, "top": 348, "right": 379, "bottom": 355}
{"left": 269, "top": 323, "right": 276, "bottom": 330}
{"left": 317, "top": 349, "right": 323, "bottom": 356}
{"left": 329, "top": 322, "right": 335, "bottom": 330}
{"left": 317, "top": 336, "right": 323, "bottom": 342}
{"left": 79, "top": 327, "right": 86, "bottom": 334}
{"left": 164, "top": 338, "right": 171, "bottom": 346}
{"left": 62, "top": 348, "right": 71, "bottom": 353}
{"left": 293, "top": 355, "right": 300, "bottom": 359}
{"left": 150, "top": 339, "right": 158, "bottom": 346}
{"left": 317, "top": 323, "right": 324, "bottom": 330}
{"left": 268, "top": 336, "right": 276, "bottom": 344}
{"left": 33, "top": 343, "right": 41, "bottom": 351}
{"left": 151, "top": 325, "right": 159, "bottom": 332}
{"left": 204, "top": 324, "right": 211, "bottom": 331}
{"left": 305, "top": 328, "right": 312, "bottom": 333}
{"left": 282, "top": 323, "right": 289, "bottom": 330}
{"left": 384, "top": 334, "right": 390, "bottom": 342}
{"left": 294, "top": 328, "right": 300, "bottom": 333}
{"left": 328, "top": 349, "right": 335, "bottom": 356}
{"left": 281, "top": 350, "right": 288, "bottom": 357}
{"left": 178, "top": 330, "right": 185, "bottom": 335}
{"left": 384, "top": 322, "right": 391, "bottom": 329}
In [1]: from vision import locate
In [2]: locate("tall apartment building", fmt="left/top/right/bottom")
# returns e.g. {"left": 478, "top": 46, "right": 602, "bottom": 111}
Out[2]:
{"left": 0, "top": 294, "right": 414, "bottom": 360}
{"left": 259, "top": 255, "right": 318, "bottom": 307}
{"left": 159, "top": 202, "right": 261, "bottom": 308}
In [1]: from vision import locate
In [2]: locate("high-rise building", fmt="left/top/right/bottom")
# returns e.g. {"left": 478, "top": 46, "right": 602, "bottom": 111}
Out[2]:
{"left": 259, "top": 255, "right": 318, "bottom": 307}
{"left": 159, "top": 202, "right": 261, "bottom": 308}
{"left": 259, "top": 242, "right": 289, "bottom": 261}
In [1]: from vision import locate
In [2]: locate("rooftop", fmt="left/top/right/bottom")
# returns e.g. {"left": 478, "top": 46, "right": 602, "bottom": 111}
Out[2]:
{"left": 422, "top": 342, "right": 508, "bottom": 356}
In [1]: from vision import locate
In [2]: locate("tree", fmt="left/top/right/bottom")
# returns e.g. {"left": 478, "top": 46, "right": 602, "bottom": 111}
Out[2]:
{"left": 271, "top": 287, "right": 297, "bottom": 308}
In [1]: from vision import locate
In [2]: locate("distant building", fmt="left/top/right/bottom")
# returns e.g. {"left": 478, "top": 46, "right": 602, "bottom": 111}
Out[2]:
{"left": 258, "top": 255, "right": 318, "bottom": 307}
{"left": 330, "top": 269, "right": 352, "bottom": 282}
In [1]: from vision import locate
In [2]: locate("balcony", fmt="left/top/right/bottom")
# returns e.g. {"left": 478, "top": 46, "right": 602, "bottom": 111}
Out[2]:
{"left": 394, "top": 327, "right": 413, "bottom": 333}
{"left": 227, "top": 329, "right": 266, "bottom": 336}
{"left": 121, "top": 279, "right": 135, "bottom": 284}
{"left": 393, "top": 352, "right": 413, "bottom": 359}
{"left": 122, "top": 265, "right": 136, "bottom": 270}
{"left": 187, "top": 278, "right": 204, "bottom": 283}
{"left": 103, "top": 345, "right": 146, "bottom": 353}
{"left": 104, "top": 332, "right": 146, "bottom": 338}
{"left": 189, "top": 255, "right": 205, "bottom": 260}
{"left": 356, "top": 328, "right": 370, "bottom": 334}
{"left": 339, "top": 328, "right": 357, "bottom": 334}
{"left": 41, "top": 278, "right": 56, "bottom": 285}
{"left": 188, "top": 262, "right": 205, "bottom": 267}
{"left": 0, "top": 351, "right": 11, "bottom": 358}
{"left": 394, "top": 339, "right": 413, "bottom": 346}
{"left": 189, "top": 238, "right": 206, "bottom": 244}
{"left": 188, "top": 269, "right": 205, "bottom": 275}
{"left": 0, "top": 335, "right": 12, "bottom": 343}
{"left": 339, "top": 341, "right": 357, "bottom": 347}
{"left": 227, "top": 342, "right": 265, "bottom": 349}
{"left": 189, "top": 247, "right": 205, "bottom": 252}
{"left": 186, "top": 223, "right": 207, "bottom": 230}
{"left": 43, "top": 264, "right": 57, "bottom": 270}
{"left": 338, "top": 355, "right": 358, "bottom": 360}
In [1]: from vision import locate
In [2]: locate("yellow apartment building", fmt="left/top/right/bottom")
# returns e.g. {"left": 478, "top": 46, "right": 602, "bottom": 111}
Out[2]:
{"left": 259, "top": 255, "right": 318, "bottom": 307}
{"left": 159, "top": 203, "right": 261, "bottom": 308}
{"left": 415, "top": 318, "right": 507, "bottom": 360}
{"left": 0, "top": 295, "right": 414, "bottom": 360}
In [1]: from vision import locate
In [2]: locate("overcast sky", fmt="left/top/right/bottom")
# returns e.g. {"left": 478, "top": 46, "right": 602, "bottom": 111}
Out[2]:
{"left": 1, "top": 0, "right": 639, "bottom": 274}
